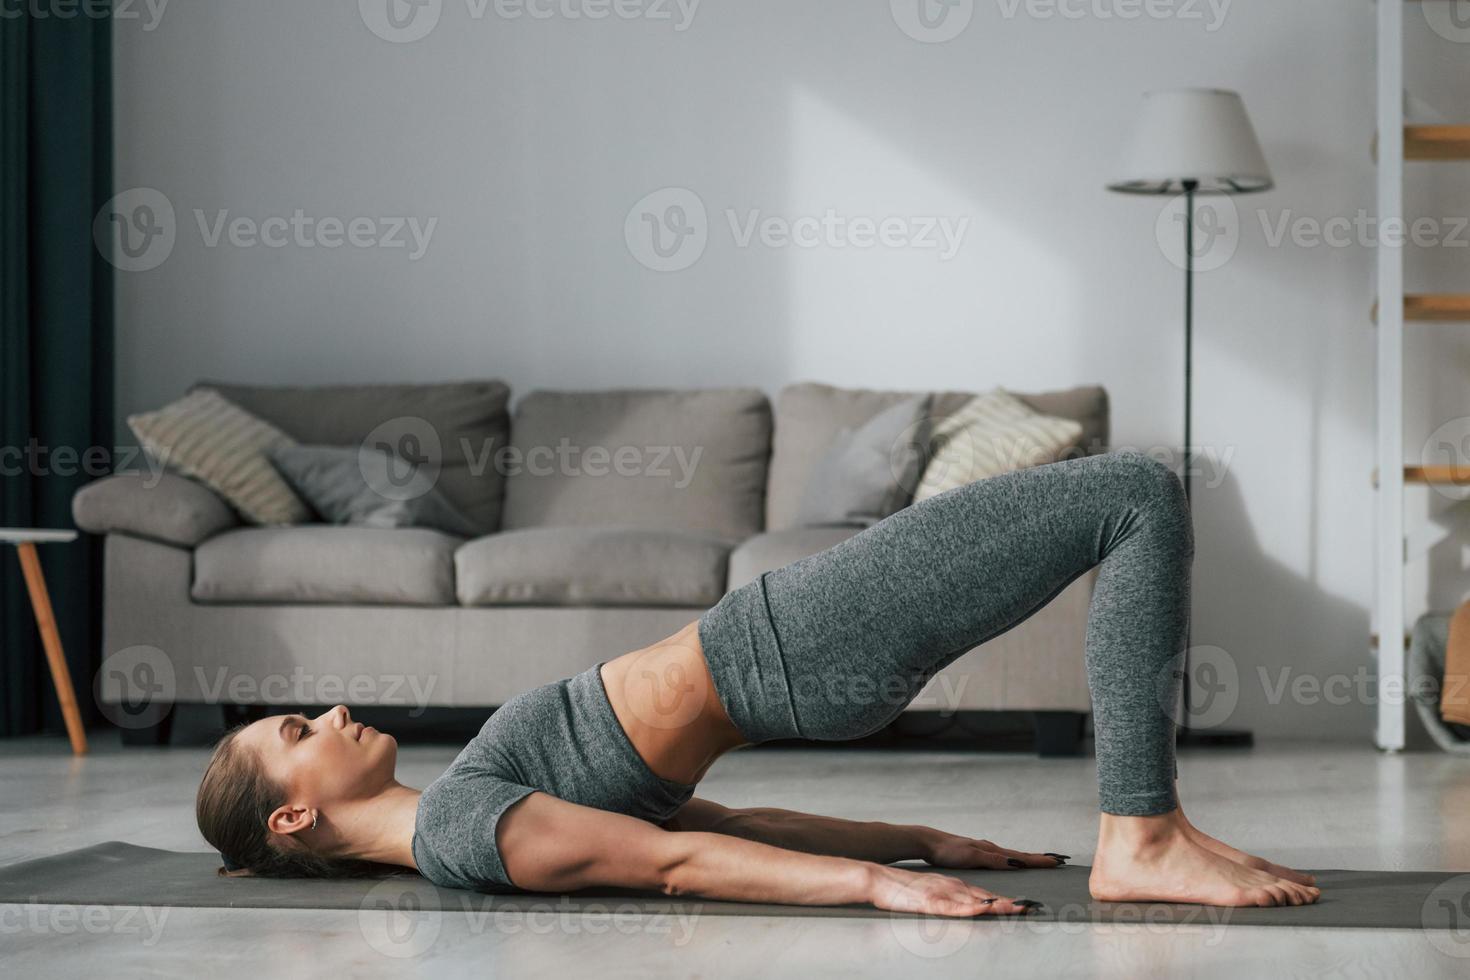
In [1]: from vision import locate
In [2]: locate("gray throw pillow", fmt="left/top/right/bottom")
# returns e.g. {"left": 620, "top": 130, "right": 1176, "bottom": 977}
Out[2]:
{"left": 269, "top": 445, "right": 480, "bottom": 537}
{"left": 793, "top": 394, "right": 933, "bottom": 527}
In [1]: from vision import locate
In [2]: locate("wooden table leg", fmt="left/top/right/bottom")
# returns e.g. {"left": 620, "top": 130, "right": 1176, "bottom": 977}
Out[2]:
{"left": 15, "top": 542, "right": 88, "bottom": 755}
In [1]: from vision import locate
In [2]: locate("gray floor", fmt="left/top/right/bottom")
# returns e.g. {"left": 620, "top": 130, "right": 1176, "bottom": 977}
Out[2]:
{"left": 3, "top": 734, "right": 1469, "bottom": 978}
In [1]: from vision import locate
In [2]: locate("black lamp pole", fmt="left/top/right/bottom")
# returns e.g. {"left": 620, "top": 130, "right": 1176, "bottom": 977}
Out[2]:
{"left": 1183, "top": 178, "right": 1195, "bottom": 506}
{"left": 1175, "top": 180, "right": 1253, "bottom": 749}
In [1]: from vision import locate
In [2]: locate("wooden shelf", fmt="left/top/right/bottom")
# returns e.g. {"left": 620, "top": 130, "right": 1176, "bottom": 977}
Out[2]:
{"left": 1371, "top": 125, "right": 1470, "bottom": 162}
{"left": 1406, "top": 125, "right": 1470, "bottom": 161}
{"left": 1405, "top": 464, "right": 1470, "bottom": 486}
{"left": 1371, "top": 294, "right": 1470, "bottom": 323}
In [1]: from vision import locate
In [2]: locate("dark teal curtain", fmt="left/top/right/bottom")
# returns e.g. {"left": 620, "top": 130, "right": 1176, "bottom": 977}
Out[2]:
{"left": 0, "top": 9, "right": 113, "bottom": 736}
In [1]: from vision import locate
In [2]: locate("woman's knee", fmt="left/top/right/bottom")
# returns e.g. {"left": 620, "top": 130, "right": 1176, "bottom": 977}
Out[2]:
{"left": 1095, "top": 451, "right": 1193, "bottom": 549}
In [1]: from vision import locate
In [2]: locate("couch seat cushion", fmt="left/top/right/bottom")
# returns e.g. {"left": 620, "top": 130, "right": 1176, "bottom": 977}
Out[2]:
{"left": 193, "top": 527, "right": 460, "bottom": 605}
{"left": 727, "top": 526, "right": 862, "bottom": 590}
{"left": 456, "top": 526, "right": 731, "bottom": 607}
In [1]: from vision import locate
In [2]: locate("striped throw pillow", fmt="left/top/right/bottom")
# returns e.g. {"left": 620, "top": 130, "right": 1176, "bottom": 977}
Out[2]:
{"left": 127, "top": 388, "right": 312, "bottom": 526}
{"left": 913, "top": 388, "right": 1084, "bottom": 502}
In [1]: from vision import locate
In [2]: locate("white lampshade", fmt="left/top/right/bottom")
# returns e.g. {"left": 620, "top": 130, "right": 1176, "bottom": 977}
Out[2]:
{"left": 1107, "top": 88, "right": 1272, "bottom": 195}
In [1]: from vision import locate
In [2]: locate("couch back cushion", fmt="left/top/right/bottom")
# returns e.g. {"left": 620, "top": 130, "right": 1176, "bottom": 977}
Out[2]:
{"left": 500, "top": 388, "right": 771, "bottom": 541}
{"left": 197, "top": 380, "right": 511, "bottom": 535}
{"left": 766, "top": 383, "right": 1109, "bottom": 531}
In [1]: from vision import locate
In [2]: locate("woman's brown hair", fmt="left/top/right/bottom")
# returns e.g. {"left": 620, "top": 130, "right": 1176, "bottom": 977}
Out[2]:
{"left": 195, "top": 722, "right": 399, "bottom": 879}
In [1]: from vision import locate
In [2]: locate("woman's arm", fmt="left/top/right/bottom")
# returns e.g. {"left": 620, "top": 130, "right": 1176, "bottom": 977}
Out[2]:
{"left": 495, "top": 792, "right": 1033, "bottom": 917}
{"left": 661, "top": 798, "right": 1065, "bottom": 870}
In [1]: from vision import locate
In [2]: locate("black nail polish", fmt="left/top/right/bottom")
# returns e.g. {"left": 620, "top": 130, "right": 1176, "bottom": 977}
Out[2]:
{"left": 1044, "top": 853, "right": 1071, "bottom": 862}
{"left": 1007, "top": 858, "right": 1026, "bottom": 868}
{"left": 1014, "top": 899, "right": 1044, "bottom": 911}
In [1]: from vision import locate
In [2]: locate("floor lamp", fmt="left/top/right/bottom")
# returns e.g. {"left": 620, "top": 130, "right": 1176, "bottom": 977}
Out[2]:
{"left": 1106, "top": 88, "right": 1273, "bottom": 746}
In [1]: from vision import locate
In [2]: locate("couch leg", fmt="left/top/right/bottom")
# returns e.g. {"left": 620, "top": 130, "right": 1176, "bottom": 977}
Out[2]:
{"left": 118, "top": 711, "right": 174, "bottom": 747}
{"left": 1032, "top": 711, "right": 1085, "bottom": 757}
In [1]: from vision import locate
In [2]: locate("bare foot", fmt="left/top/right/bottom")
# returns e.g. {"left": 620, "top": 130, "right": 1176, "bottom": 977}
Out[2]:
{"left": 1179, "top": 816, "right": 1316, "bottom": 886}
{"left": 1090, "top": 810, "right": 1321, "bottom": 908}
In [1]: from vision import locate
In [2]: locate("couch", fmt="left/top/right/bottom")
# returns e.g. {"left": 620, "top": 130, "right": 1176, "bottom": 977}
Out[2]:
{"left": 73, "top": 379, "right": 1108, "bottom": 752}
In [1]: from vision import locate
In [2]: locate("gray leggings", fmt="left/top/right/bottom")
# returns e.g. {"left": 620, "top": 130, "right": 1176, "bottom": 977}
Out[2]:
{"left": 697, "top": 449, "right": 1192, "bottom": 817}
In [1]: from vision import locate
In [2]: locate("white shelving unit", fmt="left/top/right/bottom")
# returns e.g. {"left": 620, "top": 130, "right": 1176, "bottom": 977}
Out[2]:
{"left": 1373, "top": 0, "right": 1405, "bottom": 752}
{"left": 1371, "top": 1, "right": 1470, "bottom": 750}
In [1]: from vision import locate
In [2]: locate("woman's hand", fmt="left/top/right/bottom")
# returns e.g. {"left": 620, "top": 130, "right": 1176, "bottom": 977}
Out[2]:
{"left": 865, "top": 864, "right": 1041, "bottom": 917}
{"left": 921, "top": 831, "right": 1068, "bottom": 871}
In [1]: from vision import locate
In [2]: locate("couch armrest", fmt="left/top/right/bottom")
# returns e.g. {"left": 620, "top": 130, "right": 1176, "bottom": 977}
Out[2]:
{"left": 73, "top": 472, "right": 239, "bottom": 548}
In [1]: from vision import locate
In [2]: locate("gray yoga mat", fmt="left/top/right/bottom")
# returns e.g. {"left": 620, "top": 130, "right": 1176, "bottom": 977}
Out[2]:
{"left": 1, "top": 842, "right": 1466, "bottom": 929}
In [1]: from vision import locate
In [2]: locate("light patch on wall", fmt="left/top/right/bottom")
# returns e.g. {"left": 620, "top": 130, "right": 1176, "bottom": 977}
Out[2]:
{"left": 782, "top": 85, "right": 1078, "bottom": 388}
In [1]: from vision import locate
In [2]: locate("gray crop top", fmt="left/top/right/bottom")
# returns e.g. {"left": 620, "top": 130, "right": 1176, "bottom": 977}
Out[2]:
{"left": 411, "top": 664, "right": 698, "bottom": 892}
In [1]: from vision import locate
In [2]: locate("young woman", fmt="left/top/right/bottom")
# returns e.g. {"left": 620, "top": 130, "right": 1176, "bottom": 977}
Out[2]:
{"left": 196, "top": 450, "right": 1320, "bottom": 917}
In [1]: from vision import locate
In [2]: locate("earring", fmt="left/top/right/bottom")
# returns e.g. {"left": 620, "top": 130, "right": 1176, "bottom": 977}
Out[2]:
{"left": 311, "top": 812, "right": 318, "bottom": 831}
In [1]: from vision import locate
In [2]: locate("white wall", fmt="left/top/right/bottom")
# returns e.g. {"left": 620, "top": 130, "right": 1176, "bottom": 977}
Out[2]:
{"left": 111, "top": 1, "right": 1470, "bottom": 740}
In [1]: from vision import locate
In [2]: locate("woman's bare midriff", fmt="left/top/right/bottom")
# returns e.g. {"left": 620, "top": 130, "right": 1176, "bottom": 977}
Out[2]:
{"left": 599, "top": 619, "right": 748, "bottom": 785}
